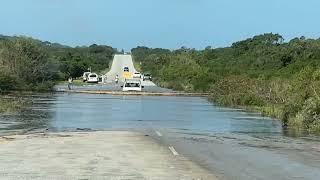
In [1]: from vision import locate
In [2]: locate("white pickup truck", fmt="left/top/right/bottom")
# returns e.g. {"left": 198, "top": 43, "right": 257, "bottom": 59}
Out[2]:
{"left": 122, "top": 79, "right": 144, "bottom": 92}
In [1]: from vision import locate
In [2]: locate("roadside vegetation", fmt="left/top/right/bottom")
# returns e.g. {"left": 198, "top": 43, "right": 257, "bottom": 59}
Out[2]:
{"left": 132, "top": 33, "right": 320, "bottom": 133}
{"left": 0, "top": 96, "right": 28, "bottom": 113}
{"left": 0, "top": 35, "right": 117, "bottom": 92}
{"left": 0, "top": 35, "right": 117, "bottom": 113}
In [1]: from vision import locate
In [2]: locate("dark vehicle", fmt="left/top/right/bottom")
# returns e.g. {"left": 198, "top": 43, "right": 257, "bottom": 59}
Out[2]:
{"left": 143, "top": 73, "right": 152, "bottom": 81}
{"left": 124, "top": 67, "right": 129, "bottom": 72}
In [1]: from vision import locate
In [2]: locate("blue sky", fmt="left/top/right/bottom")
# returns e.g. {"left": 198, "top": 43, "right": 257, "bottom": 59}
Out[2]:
{"left": 0, "top": 0, "right": 319, "bottom": 50}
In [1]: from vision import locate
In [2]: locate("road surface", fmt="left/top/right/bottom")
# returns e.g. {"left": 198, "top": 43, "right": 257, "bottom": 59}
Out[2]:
{"left": 105, "top": 54, "right": 156, "bottom": 86}
{"left": 106, "top": 54, "right": 136, "bottom": 82}
{"left": 0, "top": 131, "right": 217, "bottom": 180}
{"left": 146, "top": 128, "right": 320, "bottom": 180}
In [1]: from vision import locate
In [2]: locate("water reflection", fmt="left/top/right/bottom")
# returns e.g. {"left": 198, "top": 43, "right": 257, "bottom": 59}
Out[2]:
{"left": 1, "top": 93, "right": 314, "bottom": 138}
{"left": 44, "top": 93, "right": 283, "bottom": 135}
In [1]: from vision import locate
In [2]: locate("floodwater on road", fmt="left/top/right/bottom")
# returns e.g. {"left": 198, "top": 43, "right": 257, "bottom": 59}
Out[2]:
{"left": 3, "top": 93, "right": 280, "bottom": 133}
{"left": 1, "top": 93, "right": 320, "bottom": 180}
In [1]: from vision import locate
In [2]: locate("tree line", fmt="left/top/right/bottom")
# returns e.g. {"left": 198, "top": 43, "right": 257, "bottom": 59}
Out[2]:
{"left": 0, "top": 35, "right": 117, "bottom": 91}
{"left": 132, "top": 33, "right": 320, "bottom": 133}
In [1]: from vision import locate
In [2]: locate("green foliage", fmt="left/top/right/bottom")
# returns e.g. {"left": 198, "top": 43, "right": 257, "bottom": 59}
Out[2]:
{"left": 0, "top": 69, "right": 17, "bottom": 91}
{"left": 0, "top": 37, "right": 58, "bottom": 91}
{"left": 51, "top": 44, "right": 116, "bottom": 79}
{"left": 0, "top": 96, "right": 28, "bottom": 113}
{"left": 210, "top": 76, "right": 266, "bottom": 106}
{"left": 293, "top": 98, "right": 320, "bottom": 130}
{"left": 0, "top": 35, "right": 117, "bottom": 91}
{"left": 132, "top": 33, "right": 320, "bottom": 132}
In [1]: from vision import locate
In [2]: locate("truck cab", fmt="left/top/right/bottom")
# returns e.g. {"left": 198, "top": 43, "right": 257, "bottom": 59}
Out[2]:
{"left": 122, "top": 79, "right": 144, "bottom": 92}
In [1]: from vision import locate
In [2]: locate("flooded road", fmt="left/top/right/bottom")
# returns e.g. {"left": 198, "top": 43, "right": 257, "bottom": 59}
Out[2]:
{"left": 50, "top": 94, "right": 280, "bottom": 132}
{"left": 1, "top": 93, "right": 320, "bottom": 179}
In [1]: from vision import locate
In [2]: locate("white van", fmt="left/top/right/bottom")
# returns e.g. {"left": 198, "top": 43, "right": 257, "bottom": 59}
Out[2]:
{"left": 87, "top": 73, "right": 99, "bottom": 83}
{"left": 122, "top": 79, "right": 144, "bottom": 92}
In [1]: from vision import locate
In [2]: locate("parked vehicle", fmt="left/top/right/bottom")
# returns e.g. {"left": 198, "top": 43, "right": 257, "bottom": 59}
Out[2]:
{"left": 133, "top": 72, "right": 141, "bottom": 79}
{"left": 124, "top": 67, "right": 129, "bottom": 72}
{"left": 82, "top": 72, "right": 91, "bottom": 82}
{"left": 122, "top": 79, "right": 144, "bottom": 92}
{"left": 87, "top": 73, "right": 99, "bottom": 83}
{"left": 143, "top": 73, "right": 152, "bottom": 81}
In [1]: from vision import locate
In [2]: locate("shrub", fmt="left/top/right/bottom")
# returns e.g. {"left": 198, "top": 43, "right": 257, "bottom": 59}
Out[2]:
{"left": 0, "top": 69, "right": 18, "bottom": 91}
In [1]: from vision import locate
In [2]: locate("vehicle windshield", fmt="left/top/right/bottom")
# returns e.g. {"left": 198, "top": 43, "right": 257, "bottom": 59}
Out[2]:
{"left": 125, "top": 83, "right": 140, "bottom": 87}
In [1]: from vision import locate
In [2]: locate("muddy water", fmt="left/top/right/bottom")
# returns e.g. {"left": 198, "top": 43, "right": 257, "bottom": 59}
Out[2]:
{"left": 1, "top": 93, "right": 320, "bottom": 180}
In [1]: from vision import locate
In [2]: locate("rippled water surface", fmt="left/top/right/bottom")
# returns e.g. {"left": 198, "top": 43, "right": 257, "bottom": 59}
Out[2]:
{"left": 1, "top": 93, "right": 283, "bottom": 135}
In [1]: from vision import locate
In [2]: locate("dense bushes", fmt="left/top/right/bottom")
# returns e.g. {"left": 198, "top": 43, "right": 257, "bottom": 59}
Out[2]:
{"left": 293, "top": 98, "right": 320, "bottom": 131}
{"left": 210, "top": 76, "right": 266, "bottom": 106}
{"left": 56, "top": 44, "right": 116, "bottom": 78}
{"left": 0, "top": 96, "right": 28, "bottom": 113}
{"left": 0, "top": 36, "right": 117, "bottom": 91}
{"left": 132, "top": 33, "right": 320, "bottom": 133}
{"left": 0, "top": 37, "right": 58, "bottom": 91}
{"left": 0, "top": 69, "right": 17, "bottom": 91}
